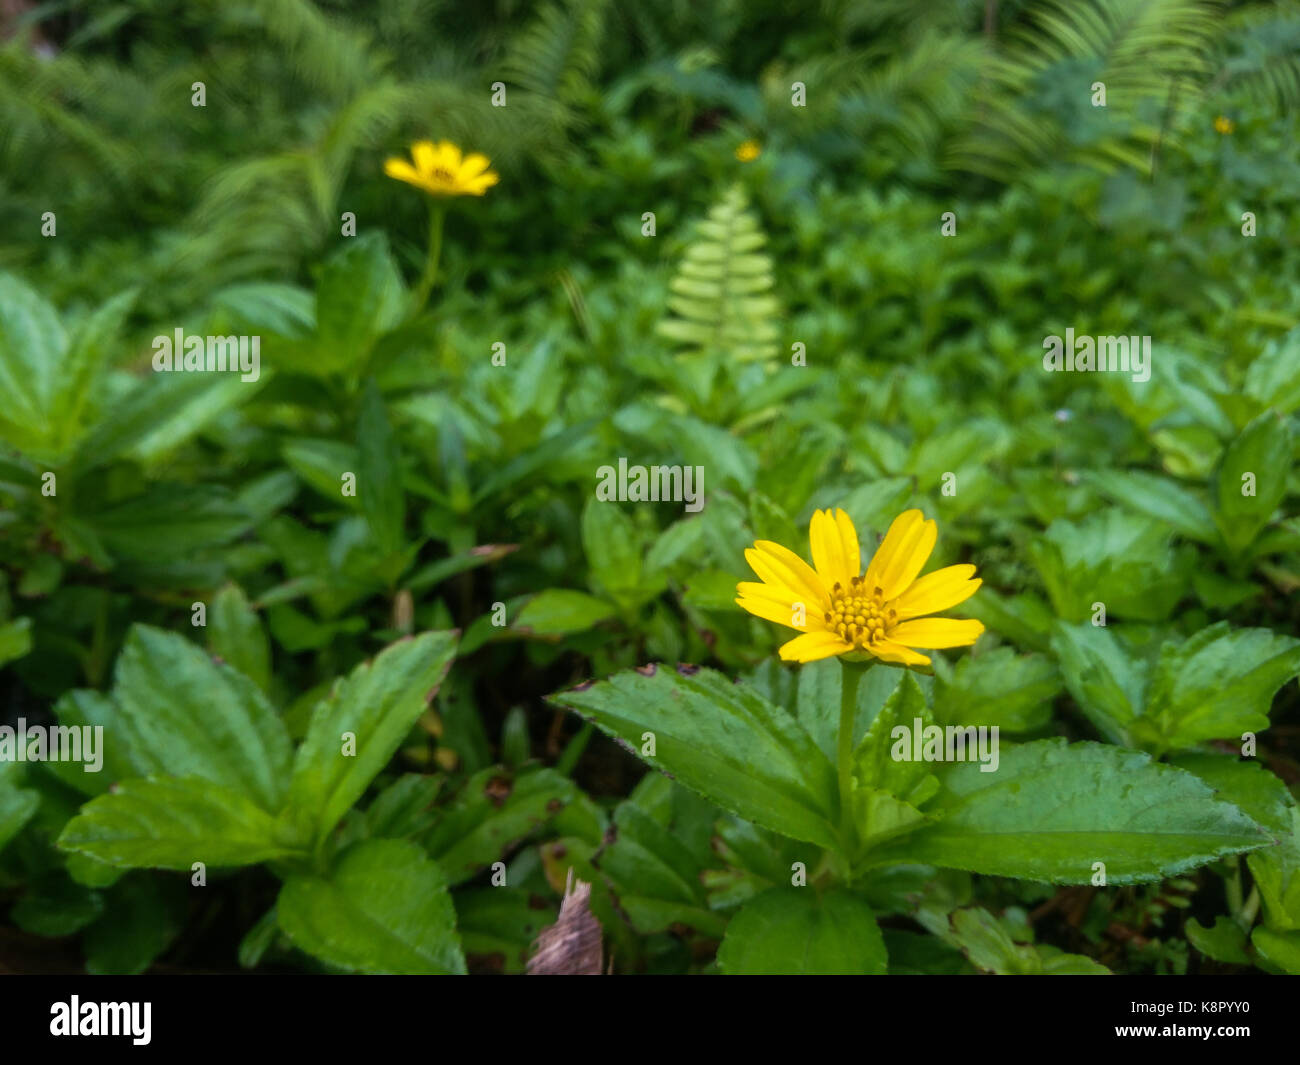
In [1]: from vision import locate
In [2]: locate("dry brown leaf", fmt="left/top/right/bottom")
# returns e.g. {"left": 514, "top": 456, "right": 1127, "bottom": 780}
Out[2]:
{"left": 526, "top": 870, "right": 604, "bottom": 975}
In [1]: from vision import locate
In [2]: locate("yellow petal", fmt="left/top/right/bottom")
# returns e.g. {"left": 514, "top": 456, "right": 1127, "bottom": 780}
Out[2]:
{"left": 778, "top": 631, "right": 851, "bottom": 663}
{"left": 384, "top": 159, "right": 424, "bottom": 186}
{"left": 735, "top": 594, "right": 806, "bottom": 630}
{"left": 865, "top": 510, "right": 936, "bottom": 601}
{"left": 893, "top": 565, "right": 980, "bottom": 620}
{"left": 460, "top": 152, "right": 492, "bottom": 179}
{"left": 745, "top": 542, "right": 829, "bottom": 609}
{"left": 833, "top": 508, "right": 861, "bottom": 579}
{"left": 462, "top": 171, "right": 499, "bottom": 194}
{"left": 436, "top": 140, "right": 463, "bottom": 170}
{"left": 868, "top": 640, "right": 931, "bottom": 667}
{"left": 412, "top": 141, "right": 438, "bottom": 175}
{"left": 809, "top": 508, "right": 858, "bottom": 588}
{"left": 889, "top": 618, "right": 985, "bottom": 649}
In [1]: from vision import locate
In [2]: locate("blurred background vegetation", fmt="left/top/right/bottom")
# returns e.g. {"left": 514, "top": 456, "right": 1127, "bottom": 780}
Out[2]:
{"left": 2, "top": 0, "right": 1300, "bottom": 974}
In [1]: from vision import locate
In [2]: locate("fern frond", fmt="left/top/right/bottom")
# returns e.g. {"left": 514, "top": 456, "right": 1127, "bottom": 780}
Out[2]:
{"left": 501, "top": 0, "right": 608, "bottom": 107}
{"left": 1215, "top": 4, "right": 1300, "bottom": 110}
{"left": 951, "top": 0, "right": 1225, "bottom": 180}
{"left": 657, "top": 185, "right": 780, "bottom": 368}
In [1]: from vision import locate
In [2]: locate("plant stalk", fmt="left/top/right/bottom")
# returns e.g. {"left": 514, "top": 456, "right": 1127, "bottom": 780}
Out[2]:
{"left": 412, "top": 203, "right": 446, "bottom": 312}
{"left": 838, "top": 659, "right": 868, "bottom": 867}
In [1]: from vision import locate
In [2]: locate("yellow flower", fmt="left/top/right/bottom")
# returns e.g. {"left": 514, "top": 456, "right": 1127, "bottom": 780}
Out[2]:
{"left": 1214, "top": 115, "right": 1235, "bottom": 135}
{"left": 735, "top": 139, "right": 762, "bottom": 162}
{"left": 736, "top": 508, "right": 984, "bottom": 666}
{"left": 384, "top": 140, "right": 499, "bottom": 197}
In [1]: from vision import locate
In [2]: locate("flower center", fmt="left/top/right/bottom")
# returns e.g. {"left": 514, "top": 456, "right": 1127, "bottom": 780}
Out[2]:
{"left": 825, "top": 577, "right": 896, "bottom": 648}
{"left": 430, "top": 167, "right": 455, "bottom": 183}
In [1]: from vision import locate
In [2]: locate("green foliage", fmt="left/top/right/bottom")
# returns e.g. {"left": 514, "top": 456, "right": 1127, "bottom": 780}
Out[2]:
{"left": 2, "top": 0, "right": 1299, "bottom": 978}
{"left": 656, "top": 184, "right": 780, "bottom": 406}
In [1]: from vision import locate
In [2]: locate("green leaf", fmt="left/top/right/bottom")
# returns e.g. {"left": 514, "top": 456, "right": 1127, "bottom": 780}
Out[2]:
{"left": 422, "top": 767, "right": 578, "bottom": 886}
{"left": 472, "top": 420, "right": 597, "bottom": 504}
{"left": 84, "top": 874, "right": 186, "bottom": 975}
{"left": 0, "top": 273, "right": 66, "bottom": 456}
{"left": 513, "top": 588, "right": 615, "bottom": 637}
{"left": 869, "top": 740, "right": 1273, "bottom": 884}
{"left": 854, "top": 672, "right": 940, "bottom": 807}
{"left": 11, "top": 872, "right": 104, "bottom": 937}
{"left": 406, "top": 544, "right": 517, "bottom": 592}
{"left": 0, "top": 616, "right": 32, "bottom": 668}
{"left": 364, "top": 773, "right": 444, "bottom": 839}
{"left": 0, "top": 277, "right": 131, "bottom": 460}
{"left": 357, "top": 381, "right": 405, "bottom": 558}
{"left": 550, "top": 665, "right": 838, "bottom": 848}
{"left": 454, "top": 888, "right": 551, "bottom": 974}
{"left": 286, "top": 631, "right": 458, "bottom": 846}
{"left": 58, "top": 776, "right": 306, "bottom": 869}
{"left": 595, "top": 800, "right": 725, "bottom": 936}
{"left": 212, "top": 282, "right": 315, "bottom": 339}
{"left": 1029, "top": 512, "right": 1187, "bottom": 622}
{"left": 1244, "top": 327, "right": 1300, "bottom": 415}
{"left": 581, "top": 497, "right": 648, "bottom": 608}
{"left": 796, "top": 659, "right": 901, "bottom": 762}
{"left": 208, "top": 584, "right": 272, "bottom": 693}
{"left": 1185, "top": 916, "right": 1250, "bottom": 965}
{"left": 282, "top": 437, "right": 360, "bottom": 504}
{"left": 1170, "top": 754, "right": 1295, "bottom": 836}
{"left": 836, "top": 478, "right": 914, "bottom": 536}
{"left": 90, "top": 486, "right": 253, "bottom": 563}
{"left": 942, "top": 906, "right": 1109, "bottom": 975}
{"left": 1050, "top": 622, "right": 1145, "bottom": 745}
{"left": 56, "top": 288, "right": 137, "bottom": 448}
{"left": 1083, "top": 469, "right": 1218, "bottom": 545}
{"left": 314, "top": 233, "right": 405, "bottom": 372}
{"left": 1247, "top": 807, "right": 1300, "bottom": 932}
{"left": 113, "top": 625, "right": 292, "bottom": 811}
{"left": 277, "top": 838, "right": 466, "bottom": 974}
{"left": 47, "top": 689, "right": 139, "bottom": 797}
{"left": 238, "top": 908, "right": 279, "bottom": 970}
{"left": 1251, "top": 926, "right": 1300, "bottom": 974}
{"left": 1215, "top": 412, "right": 1293, "bottom": 554}
{"left": 77, "top": 370, "right": 261, "bottom": 472}
{"left": 0, "top": 775, "right": 40, "bottom": 855}
{"left": 717, "top": 888, "right": 887, "bottom": 974}
{"left": 933, "top": 647, "right": 1059, "bottom": 733}
{"left": 1145, "top": 623, "right": 1300, "bottom": 749}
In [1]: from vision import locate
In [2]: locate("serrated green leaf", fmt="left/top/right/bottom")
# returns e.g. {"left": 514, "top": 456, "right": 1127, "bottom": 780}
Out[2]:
{"left": 357, "top": 381, "right": 405, "bottom": 558}
{"left": 422, "top": 767, "right": 577, "bottom": 886}
{"left": 514, "top": 588, "right": 615, "bottom": 636}
{"left": 717, "top": 888, "right": 886, "bottom": 975}
{"left": 1216, "top": 412, "right": 1292, "bottom": 554}
{"left": 58, "top": 776, "right": 305, "bottom": 869}
{"left": 869, "top": 740, "right": 1272, "bottom": 884}
{"left": 286, "top": 631, "right": 457, "bottom": 845}
{"left": 277, "top": 838, "right": 465, "bottom": 974}
{"left": 1146, "top": 623, "right": 1300, "bottom": 749}
{"left": 113, "top": 625, "right": 292, "bottom": 811}
{"left": 208, "top": 584, "right": 272, "bottom": 693}
{"left": 551, "top": 665, "right": 838, "bottom": 848}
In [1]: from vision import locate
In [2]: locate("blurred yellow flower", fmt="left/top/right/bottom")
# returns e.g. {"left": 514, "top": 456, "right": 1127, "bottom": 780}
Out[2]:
{"left": 735, "top": 139, "right": 762, "bottom": 162}
{"left": 737, "top": 508, "right": 983, "bottom": 666}
{"left": 1214, "top": 116, "right": 1235, "bottom": 135}
{"left": 384, "top": 140, "right": 499, "bottom": 197}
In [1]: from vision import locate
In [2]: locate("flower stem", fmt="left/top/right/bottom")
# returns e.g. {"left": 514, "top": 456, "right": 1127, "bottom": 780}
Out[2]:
{"left": 837, "top": 659, "right": 868, "bottom": 867}
{"left": 412, "top": 203, "right": 446, "bottom": 313}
